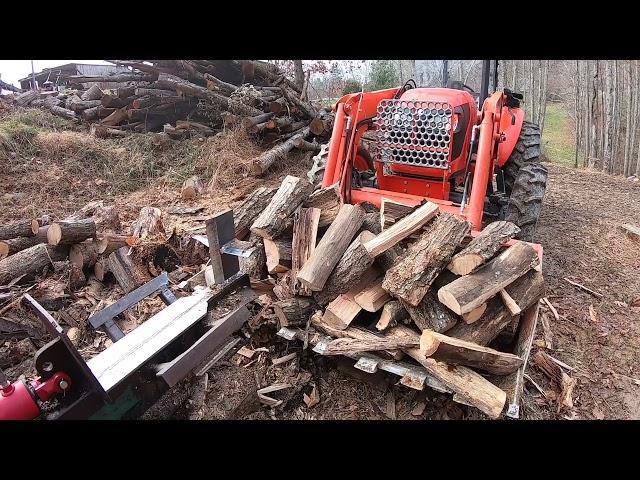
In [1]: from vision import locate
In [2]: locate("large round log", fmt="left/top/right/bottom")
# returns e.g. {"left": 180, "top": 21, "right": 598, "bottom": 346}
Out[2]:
{"left": 0, "top": 244, "right": 69, "bottom": 285}
{"left": 47, "top": 220, "right": 97, "bottom": 246}
{"left": 0, "top": 219, "right": 39, "bottom": 240}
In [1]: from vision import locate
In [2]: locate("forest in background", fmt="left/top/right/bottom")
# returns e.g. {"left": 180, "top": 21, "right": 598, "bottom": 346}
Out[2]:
{"left": 275, "top": 60, "right": 640, "bottom": 178}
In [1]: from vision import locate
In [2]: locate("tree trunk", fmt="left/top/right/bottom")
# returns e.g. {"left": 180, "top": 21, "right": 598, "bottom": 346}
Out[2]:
{"left": 383, "top": 213, "right": 470, "bottom": 306}
{"left": 250, "top": 176, "right": 313, "bottom": 240}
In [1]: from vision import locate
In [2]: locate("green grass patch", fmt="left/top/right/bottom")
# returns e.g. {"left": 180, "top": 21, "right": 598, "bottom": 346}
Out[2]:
{"left": 542, "top": 102, "right": 576, "bottom": 166}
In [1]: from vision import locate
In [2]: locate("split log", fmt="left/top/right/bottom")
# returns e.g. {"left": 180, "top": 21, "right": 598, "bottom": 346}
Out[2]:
{"left": 419, "top": 330, "right": 523, "bottom": 375}
{"left": 107, "top": 247, "right": 150, "bottom": 293}
{"left": 318, "top": 333, "right": 419, "bottom": 356}
{"left": 445, "top": 297, "right": 514, "bottom": 347}
{"left": 401, "top": 291, "right": 458, "bottom": 333}
{"left": 353, "top": 277, "right": 391, "bottom": 312}
{"left": 362, "top": 201, "right": 439, "bottom": 257}
{"left": 387, "top": 325, "right": 507, "bottom": 419}
{"left": 313, "top": 231, "right": 375, "bottom": 306}
{"left": 233, "top": 187, "right": 277, "bottom": 240}
{"left": 0, "top": 244, "right": 69, "bottom": 285}
{"left": 438, "top": 241, "right": 540, "bottom": 315}
{"left": 0, "top": 219, "right": 39, "bottom": 240}
{"left": 69, "top": 242, "right": 100, "bottom": 269}
{"left": 272, "top": 297, "right": 316, "bottom": 327}
{"left": 264, "top": 238, "right": 292, "bottom": 274}
{"left": 448, "top": 221, "right": 520, "bottom": 275}
{"left": 297, "top": 204, "right": 366, "bottom": 292}
{"left": 80, "top": 84, "right": 104, "bottom": 101}
{"left": 383, "top": 213, "right": 470, "bottom": 306}
{"left": 502, "top": 269, "right": 545, "bottom": 315}
{"left": 322, "top": 294, "right": 363, "bottom": 331}
{"left": 380, "top": 199, "right": 416, "bottom": 229}
{"left": 376, "top": 300, "right": 409, "bottom": 331}
{"left": 249, "top": 127, "right": 311, "bottom": 176}
{"left": 181, "top": 176, "right": 204, "bottom": 200}
{"left": 303, "top": 184, "right": 340, "bottom": 227}
{"left": 132, "top": 207, "right": 164, "bottom": 239}
{"left": 239, "top": 233, "right": 268, "bottom": 280}
{"left": 290, "top": 207, "right": 320, "bottom": 296}
{"left": 68, "top": 263, "right": 87, "bottom": 290}
{"left": 250, "top": 176, "right": 313, "bottom": 240}
{"left": 47, "top": 220, "right": 96, "bottom": 246}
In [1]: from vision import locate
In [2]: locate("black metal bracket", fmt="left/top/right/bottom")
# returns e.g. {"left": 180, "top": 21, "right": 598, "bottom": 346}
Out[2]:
{"left": 88, "top": 272, "right": 176, "bottom": 342}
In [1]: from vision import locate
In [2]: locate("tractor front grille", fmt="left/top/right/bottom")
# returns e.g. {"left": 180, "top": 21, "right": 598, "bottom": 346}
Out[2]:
{"left": 373, "top": 99, "right": 453, "bottom": 169}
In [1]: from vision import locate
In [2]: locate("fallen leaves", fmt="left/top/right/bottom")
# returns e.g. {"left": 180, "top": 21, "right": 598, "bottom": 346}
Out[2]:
{"left": 303, "top": 385, "right": 320, "bottom": 408}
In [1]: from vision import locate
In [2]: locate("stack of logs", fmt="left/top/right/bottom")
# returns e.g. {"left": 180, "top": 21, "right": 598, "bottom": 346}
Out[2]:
{"left": 231, "top": 175, "right": 547, "bottom": 419}
{"left": 0, "top": 201, "right": 177, "bottom": 301}
{"left": 11, "top": 60, "right": 335, "bottom": 176}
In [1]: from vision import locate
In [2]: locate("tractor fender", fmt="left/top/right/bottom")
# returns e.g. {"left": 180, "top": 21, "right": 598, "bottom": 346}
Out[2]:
{"left": 496, "top": 106, "right": 525, "bottom": 167}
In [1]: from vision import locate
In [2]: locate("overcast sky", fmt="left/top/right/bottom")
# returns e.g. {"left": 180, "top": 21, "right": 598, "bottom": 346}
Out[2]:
{"left": 0, "top": 60, "right": 110, "bottom": 87}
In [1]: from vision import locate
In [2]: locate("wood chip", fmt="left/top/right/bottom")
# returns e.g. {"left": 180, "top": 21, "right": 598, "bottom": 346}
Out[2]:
{"left": 271, "top": 352, "right": 297, "bottom": 366}
{"left": 303, "top": 385, "right": 320, "bottom": 408}
{"left": 237, "top": 346, "right": 257, "bottom": 359}
{"left": 257, "top": 383, "right": 292, "bottom": 395}
{"left": 589, "top": 304, "right": 598, "bottom": 323}
{"left": 540, "top": 311, "right": 553, "bottom": 349}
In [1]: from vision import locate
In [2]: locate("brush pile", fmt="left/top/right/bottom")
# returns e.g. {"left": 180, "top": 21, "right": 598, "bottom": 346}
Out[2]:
{"left": 229, "top": 174, "right": 547, "bottom": 418}
{"left": 9, "top": 60, "right": 335, "bottom": 176}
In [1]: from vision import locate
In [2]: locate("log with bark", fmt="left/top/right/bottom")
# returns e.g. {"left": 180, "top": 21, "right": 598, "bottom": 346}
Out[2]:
{"left": 313, "top": 231, "right": 376, "bottom": 306}
{"left": 0, "top": 220, "right": 39, "bottom": 240}
{"left": 376, "top": 300, "right": 409, "bottom": 331}
{"left": 181, "top": 176, "right": 204, "bottom": 200}
{"left": 80, "top": 84, "right": 104, "bottom": 101}
{"left": 383, "top": 212, "right": 470, "bottom": 306}
{"left": 107, "top": 247, "right": 151, "bottom": 293}
{"left": 400, "top": 291, "right": 458, "bottom": 333}
{"left": 0, "top": 226, "right": 49, "bottom": 259}
{"left": 264, "top": 237, "right": 292, "bottom": 274}
{"left": 249, "top": 127, "right": 311, "bottom": 175}
{"left": 272, "top": 297, "right": 316, "bottom": 327}
{"left": 233, "top": 187, "right": 277, "bottom": 240}
{"left": 303, "top": 184, "right": 341, "bottom": 227}
{"left": 47, "top": 220, "right": 97, "bottom": 246}
{"left": 438, "top": 241, "right": 540, "bottom": 316}
{"left": 419, "top": 330, "right": 523, "bottom": 375}
{"left": 447, "top": 221, "right": 520, "bottom": 275}
{"left": 380, "top": 199, "right": 417, "bottom": 230}
{"left": 250, "top": 176, "right": 313, "bottom": 240}
{"left": 69, "top": 241, "right": 101, "bottom": 269}
{"left": 0, "top": 244, "right": 69, "bottom": 285}
{"left": 239, "top": 233, "right": 268, "bottom": 280}
{"left": 297, "top": 204, "right": 366, "bottom": 292}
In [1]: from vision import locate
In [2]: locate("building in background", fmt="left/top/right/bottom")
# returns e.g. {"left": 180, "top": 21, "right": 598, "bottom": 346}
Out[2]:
{"left": 0, "top": 74, "right": 21, "bottom": 94}
{"left": 18, "top": 63, "right": 129, "bottom": 91}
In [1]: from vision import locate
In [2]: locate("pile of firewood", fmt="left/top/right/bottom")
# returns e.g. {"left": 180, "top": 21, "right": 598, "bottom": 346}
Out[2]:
{"left": 11, "top": 60, "right": 335, "bottom": 176}
{"left": 231, "top": 175, "right": 547, "bottom": 418}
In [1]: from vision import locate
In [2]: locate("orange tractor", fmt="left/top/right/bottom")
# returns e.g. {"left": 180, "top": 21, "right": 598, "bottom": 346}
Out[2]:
{"left": 316, "top": 60, "right": 547, "bottom": 241}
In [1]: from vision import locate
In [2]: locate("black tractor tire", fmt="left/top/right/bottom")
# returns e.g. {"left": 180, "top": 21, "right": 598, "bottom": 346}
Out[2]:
{"left": 504, "top": 162, "right": 548, "bottom": 242}
{"left": 503, "top": 120, "right": 542, "bottom": 196}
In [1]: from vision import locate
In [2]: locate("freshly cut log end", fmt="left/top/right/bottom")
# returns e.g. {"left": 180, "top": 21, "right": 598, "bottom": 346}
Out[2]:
{"left": 419, "top": 330, "right": 441, "bottom": 356}
{"left": 181, "top": 176, "right": 204, "bottom": 200}
{"left": 447, "top": 221, "right": 520, "bottom": 275}
{"left": 0, "top": 219, "right": 40, "bottom": 240}
{"left": 353, "top": 277, "right": 391, "bottom": 312}
{"left": 47, "top": 221, "right": 97, "bottom": 246}
{"left": 322, "top": 294, "right": 362, "bottom": 331}
{"left": 0, "top": 242, "right": 8, "bottom": 259}
{"left": 264, "top": 237, "right": 292, "bottom": 274}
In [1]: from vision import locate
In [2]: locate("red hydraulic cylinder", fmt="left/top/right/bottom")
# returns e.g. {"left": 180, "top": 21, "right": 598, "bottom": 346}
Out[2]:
{"left": 0, "top": 381, "right": 41, "bottom": 420}
{"left": 321, "top": 103, "right": 346, "bottom": 188}
{"left": 465, "top": 110, "right": 495, "bottom": 231}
